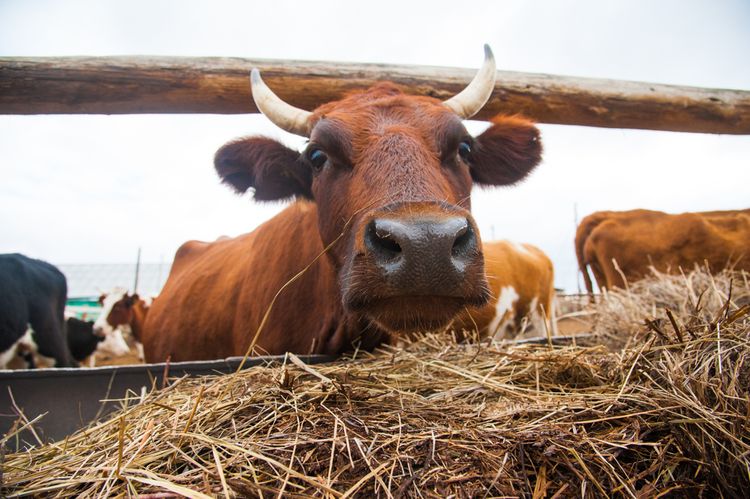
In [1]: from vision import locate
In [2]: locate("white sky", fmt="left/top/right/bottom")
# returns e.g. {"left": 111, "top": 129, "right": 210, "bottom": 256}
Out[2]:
{"left": 1, "top": 0, "right": 748, "bottom": 292}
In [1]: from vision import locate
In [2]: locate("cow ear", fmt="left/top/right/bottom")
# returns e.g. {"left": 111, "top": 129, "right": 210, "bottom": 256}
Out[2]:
{"left": 214, "top": 137, "right": 312, "bottom": 201}
{"left": 469, "top": 115, "right": 542, "bottom": 186}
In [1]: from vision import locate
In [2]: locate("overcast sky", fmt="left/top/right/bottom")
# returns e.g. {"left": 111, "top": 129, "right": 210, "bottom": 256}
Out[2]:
{"left": 1, "top": 0, "right": 748, "bottom": 292}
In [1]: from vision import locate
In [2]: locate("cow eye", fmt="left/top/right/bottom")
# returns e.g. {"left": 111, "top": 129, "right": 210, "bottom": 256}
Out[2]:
{"left": 308, "top": 148, "right": 328, "bottom": 170}
{"left": 458, "top": 140, "right": 472, "bottom": 161}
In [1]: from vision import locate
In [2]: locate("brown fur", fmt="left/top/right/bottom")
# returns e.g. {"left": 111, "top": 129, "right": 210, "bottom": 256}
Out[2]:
{"left": 145, "top": 203, "right": 383, "bottom": 361}
{"left": 457, "top": 240, "right": 557, "bottom": 338}
{"left": 101, "top": 293, "right": 150, "bottom": 343}
{"left": 576, "top": 208, "right": 750, "bottom": 293}
{"left": 144, "top": 84, "right": 543, "bottom": 362}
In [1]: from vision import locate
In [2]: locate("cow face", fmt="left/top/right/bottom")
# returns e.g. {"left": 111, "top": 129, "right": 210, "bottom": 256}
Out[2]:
{"left": 215, "top": 47, "right": 542, "bottom": 334}
{"left": 93, "top": 288, "right": 133, "bottom": 356}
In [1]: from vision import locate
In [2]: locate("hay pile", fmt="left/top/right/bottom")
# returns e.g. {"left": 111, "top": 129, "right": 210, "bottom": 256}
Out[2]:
{"left": 591, "top": 267, "right": 750, "bottom": 348}
{"left": 3, "top": 269, "right": 749, "bottom": 497}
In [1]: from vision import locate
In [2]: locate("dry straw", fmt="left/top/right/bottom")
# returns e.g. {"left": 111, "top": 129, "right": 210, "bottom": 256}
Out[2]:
{"left": 2, "top": 268, "right": 749, "bottom": 497}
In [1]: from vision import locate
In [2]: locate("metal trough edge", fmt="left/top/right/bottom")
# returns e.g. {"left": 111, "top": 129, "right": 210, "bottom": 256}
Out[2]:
{"left": 0, "top": 354, "right": 337, "bottom": 450}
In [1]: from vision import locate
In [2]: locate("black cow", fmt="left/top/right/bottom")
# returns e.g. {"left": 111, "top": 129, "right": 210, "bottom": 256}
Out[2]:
{"left": 0, "top": 253, "right": 75, "bottom": 368}
{"left": 65, "top": 316, "right": 102, "bottom": 363}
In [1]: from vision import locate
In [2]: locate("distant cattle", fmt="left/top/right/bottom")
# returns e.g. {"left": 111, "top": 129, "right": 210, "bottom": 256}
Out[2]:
{"left": 143, "top": 46, "right": 544, "bottom": 362}
{"left": 456, "top": 240, "right": 557, "bottom": 339}
{"left": 1, "top": 327, "right": 40, "bottom": 370}
{"left": 576, "top": 209, "right": 750, "bottom": 293}
{"left": 0, "top": 253, "right": 75, "bottom": 368}
{"left": 65, "top": 316, "right": 102, "bottom": 362}
{"left": 95, "top": 288, "right": 148, "bottom": 359}
{"left": 3, "top": 317, "right": 111, "bottom": 369}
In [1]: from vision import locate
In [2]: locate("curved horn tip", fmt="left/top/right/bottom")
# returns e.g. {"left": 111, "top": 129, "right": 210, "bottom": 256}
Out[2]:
{"left": 247, "top": 67, "right": 313, "bottom": 137}
{"left": 250, "top": 68, "right": 261, "bottom": 86}
{"left": 442, "top": 45, "right": 497, "bottom": 119}
{"left": 483, "top": 44, "right": 495, "bottom": 64}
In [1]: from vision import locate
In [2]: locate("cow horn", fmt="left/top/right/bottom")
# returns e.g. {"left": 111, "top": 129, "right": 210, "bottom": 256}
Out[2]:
{"left": 443, "top": 44, "right": 497, "bottom": 119}
{"left": 250, "top": 68, "right": 313, "bottom": 137}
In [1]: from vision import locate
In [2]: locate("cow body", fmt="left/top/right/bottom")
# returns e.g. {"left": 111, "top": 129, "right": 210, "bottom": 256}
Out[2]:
{"left": 576, "top": 209, "right": 750, "bottom": 293}
{"left": 143, "top": 48, "right": 544, "bottom": 362}
{"left": 145, "top": 204, "right": 377, "bottom": 361}
{"left": 457, "top": 240, "right": 557, "bottom": 339}
{"left": 0, "top": 253, "right": 75, "bottom": 368}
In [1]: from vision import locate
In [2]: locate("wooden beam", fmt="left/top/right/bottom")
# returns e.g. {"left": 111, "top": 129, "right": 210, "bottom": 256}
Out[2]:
{"left": 1, "top": 56, "right": 749, "bottom": 134}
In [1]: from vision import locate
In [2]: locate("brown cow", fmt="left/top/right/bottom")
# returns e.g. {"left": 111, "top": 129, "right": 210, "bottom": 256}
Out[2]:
{"left": 455, "top": 240, "right": 557, "bottom": 339}
{"left": 576, "top": 208, "right": 750, "bottom": 293}
{"left": 96, "top": 288, "right": 151, "bottom": 359}
{"left": 143, "top": 46, "right": 543, "bottom": 361}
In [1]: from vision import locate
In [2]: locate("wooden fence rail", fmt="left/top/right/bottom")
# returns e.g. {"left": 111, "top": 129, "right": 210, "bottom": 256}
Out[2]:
{"left": 1, "top": 56, "right": 749, "bottom": 134}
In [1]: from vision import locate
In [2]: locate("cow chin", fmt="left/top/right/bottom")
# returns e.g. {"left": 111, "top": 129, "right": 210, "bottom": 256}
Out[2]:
{"left": 345, "top": 291, "right": 491, "bottom": 334}
{"left": 369, "top": 296, "right": 476, "bottom": 333}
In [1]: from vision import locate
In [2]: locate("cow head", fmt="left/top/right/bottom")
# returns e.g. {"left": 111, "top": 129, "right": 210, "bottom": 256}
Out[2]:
{"left": 94, "top": 288, "right": 134, "bottom": 356}
{"left": 215, "top": 46, "right": 542, "bottom": 334}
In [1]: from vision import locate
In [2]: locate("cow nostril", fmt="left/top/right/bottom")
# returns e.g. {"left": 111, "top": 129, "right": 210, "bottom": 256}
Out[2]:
{"left": 452, "top": 223, "right": 475, "bottom": 257}
{"left": 375, "top": 231, "right": 402, "bottom": 254}
{"left": 366, "top": 221, "right": 402, "bottom": 260}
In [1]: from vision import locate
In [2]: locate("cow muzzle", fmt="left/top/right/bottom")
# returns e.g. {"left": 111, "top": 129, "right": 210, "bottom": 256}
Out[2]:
{"left": 343, "top": 203, "right": 490, "bottom": 332}
{"left": 365, "top": 216, "right": 477, "bottom": 290}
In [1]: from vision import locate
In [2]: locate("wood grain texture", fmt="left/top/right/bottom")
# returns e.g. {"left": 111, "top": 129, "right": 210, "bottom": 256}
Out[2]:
{"left": 1, "top": 56, "right": 749, "bottom": 134}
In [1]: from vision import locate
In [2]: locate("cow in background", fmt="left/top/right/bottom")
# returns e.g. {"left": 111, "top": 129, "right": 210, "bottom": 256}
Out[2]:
{"left": 1, "top": 327, "right": 41, "bottom": 370}
{"left": 456, "top": 240, "right": 557, "bottom": 339}
{"left": 3, "top": 316, "right": 124, "bottom": 369}
{"left": 143, "top": 46, "right": 544, "bottom": 362}
{"left": 576, "top": 209, "right": 750, "bottom": 294}
{"left": 65, "top": 316, "right": 103, "bottom": 364}
{"left": 0, "top": 253, "right": 75, "bottom": 368}
{"left": 96, "top": 289, "right": 150, "bottom": 360}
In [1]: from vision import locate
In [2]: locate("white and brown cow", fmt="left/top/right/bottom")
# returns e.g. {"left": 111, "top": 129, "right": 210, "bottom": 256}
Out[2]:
{"left": 95, "top": 288, "right": 150, "bottom": 360}
{"left": 93, "top": 288, "right": 142, "bottom": 358}
{"left": 456, "top": 240, "right": 557, "bottom": 339}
